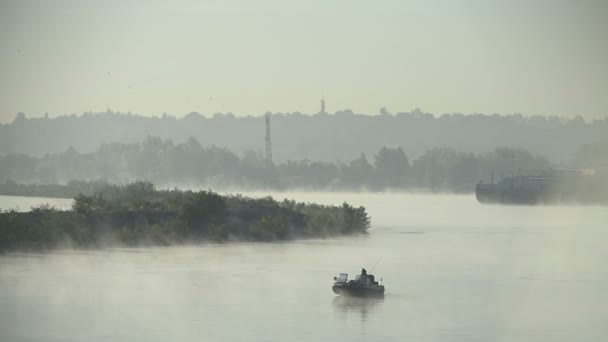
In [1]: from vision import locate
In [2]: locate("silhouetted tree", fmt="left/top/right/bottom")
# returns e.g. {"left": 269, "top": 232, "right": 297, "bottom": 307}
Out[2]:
{"left": 373, "top": 146, "right": 410, "bottom": 188}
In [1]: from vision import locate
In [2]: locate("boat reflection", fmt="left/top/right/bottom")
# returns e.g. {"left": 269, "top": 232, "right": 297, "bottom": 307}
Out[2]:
{"left": 332, "top": 295, "right": 384, "bottom": 322}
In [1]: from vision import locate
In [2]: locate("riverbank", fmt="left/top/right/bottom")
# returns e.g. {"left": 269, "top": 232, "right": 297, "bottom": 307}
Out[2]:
{"left": 0, "top": 181, "right": 370, "bottom": 252}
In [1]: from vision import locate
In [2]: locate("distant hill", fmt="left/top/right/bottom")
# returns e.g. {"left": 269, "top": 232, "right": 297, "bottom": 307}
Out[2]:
{"left": 2, "top": 110, "right": 607, "bottom": 162}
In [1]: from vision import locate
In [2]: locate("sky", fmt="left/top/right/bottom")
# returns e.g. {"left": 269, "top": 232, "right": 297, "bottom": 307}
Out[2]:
{"left": 0, "top": 0, "right": 607, "bottom": 122}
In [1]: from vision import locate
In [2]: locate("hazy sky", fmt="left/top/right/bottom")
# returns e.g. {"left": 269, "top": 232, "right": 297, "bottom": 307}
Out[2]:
{"left": 1, "top": 0, "right": 607, "bottom": 122}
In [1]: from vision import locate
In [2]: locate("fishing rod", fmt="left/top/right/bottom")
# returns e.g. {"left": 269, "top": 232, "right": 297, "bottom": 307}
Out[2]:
{"left": 370, "top": 256, "right": 383, "bottom": 273}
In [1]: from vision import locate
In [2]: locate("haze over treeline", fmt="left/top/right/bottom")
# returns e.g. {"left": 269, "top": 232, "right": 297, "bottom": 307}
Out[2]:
{"left": 2, "top": 110, "right": 607, "bottom": 163}
{"left": 2, "top": 134, "right": 606, "bottom": 193}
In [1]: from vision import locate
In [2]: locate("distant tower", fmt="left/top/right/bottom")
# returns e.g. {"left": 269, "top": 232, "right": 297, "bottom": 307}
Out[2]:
{"left": 511, "top": 147, "right": 516, "bottom": 177}
{"left": 265, "top": 112, "right": 273, "bottom": 164}
{"left": 320, "top": 97, "right": 326, "bottom": 114}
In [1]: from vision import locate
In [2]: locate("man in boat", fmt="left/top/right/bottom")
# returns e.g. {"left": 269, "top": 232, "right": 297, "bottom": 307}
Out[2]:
{"left": 359, "top": 268, "right": 369, "bottom": 285}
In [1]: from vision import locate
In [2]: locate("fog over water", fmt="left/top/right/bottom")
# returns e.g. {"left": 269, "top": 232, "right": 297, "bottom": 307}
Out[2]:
{"left": 1, "top": 193, "right": 607, "bottom": 341}
{"left": 0, "top": 195, "right": 73, "bottom": 212}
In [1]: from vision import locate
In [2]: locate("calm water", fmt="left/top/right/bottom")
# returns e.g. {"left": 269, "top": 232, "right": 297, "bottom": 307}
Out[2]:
{"left": 1, "top": 193, "right": 607, "bottom": 341}
{"left": 0, "top": 195, "right": 73, "bottom": 212}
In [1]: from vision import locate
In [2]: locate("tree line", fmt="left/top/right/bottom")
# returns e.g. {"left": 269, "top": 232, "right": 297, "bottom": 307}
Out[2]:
{"left": 2, "top": 110, "right": 607, "bottom": 163}
{"left": 3, "top": 136, "right": 604, "bottom": 193}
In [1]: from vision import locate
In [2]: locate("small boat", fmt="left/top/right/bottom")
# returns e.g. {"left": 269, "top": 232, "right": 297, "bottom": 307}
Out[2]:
{"left": 332, "top": 268, "right": 385, "bottom": 297}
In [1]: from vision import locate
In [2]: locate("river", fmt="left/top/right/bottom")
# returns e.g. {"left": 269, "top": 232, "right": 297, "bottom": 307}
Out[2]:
{"left": 1, "top": 192, "right": 607, "bottom": 341}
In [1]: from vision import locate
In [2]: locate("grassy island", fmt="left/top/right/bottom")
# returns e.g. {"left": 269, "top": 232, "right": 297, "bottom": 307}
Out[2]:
{"left": 0, "top": 181, "right": 370, "bottom": 252}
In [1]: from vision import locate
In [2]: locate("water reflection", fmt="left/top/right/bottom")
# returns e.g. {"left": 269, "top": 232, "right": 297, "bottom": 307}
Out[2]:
{"left": 332, "top": 295, "right": 384, "bottom": 322}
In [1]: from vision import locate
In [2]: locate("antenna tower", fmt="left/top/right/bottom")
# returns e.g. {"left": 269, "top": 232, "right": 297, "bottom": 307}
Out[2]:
{"left": 265, "top": 113, "right": 272, "bottom": 164}
{"left": 511, "top": 147, "right": 516, "bottom": 177}
{"left": 320, "top": 97, "right": 326, "bottom": 114}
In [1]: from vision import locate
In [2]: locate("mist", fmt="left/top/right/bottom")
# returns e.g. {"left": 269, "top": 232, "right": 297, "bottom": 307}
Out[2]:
{"left": 1, "top": 113, "right": 607, "bottom": 197}
{"left": 2, "top": 0, "right": 608, "bottom": 340}
{"left": 2, "top": 1, "right": 608, "bottom": 119}
{"left": 2, "top": 193, "right": 607, "bottom": 341}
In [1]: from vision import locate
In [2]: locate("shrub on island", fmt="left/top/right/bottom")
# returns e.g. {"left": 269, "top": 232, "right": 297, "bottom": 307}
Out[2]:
{"left": 0, "top": 181, "right": 370, "bottom": 252}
